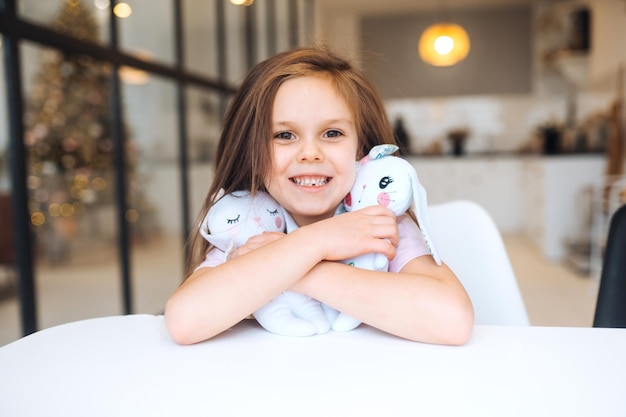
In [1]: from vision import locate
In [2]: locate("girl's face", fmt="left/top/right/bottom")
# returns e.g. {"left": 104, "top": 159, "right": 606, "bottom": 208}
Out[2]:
{"left": 265, "top": 75, "right": 358, "bottom": 227}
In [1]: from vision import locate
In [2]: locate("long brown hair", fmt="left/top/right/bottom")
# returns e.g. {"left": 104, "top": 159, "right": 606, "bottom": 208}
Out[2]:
{"left": 185, "top": 46, "right": 397, "bottom": 276}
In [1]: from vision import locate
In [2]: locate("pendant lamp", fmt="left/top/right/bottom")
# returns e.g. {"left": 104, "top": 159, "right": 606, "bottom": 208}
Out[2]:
{"left": 419, "top": 23, "right": 470, "bottom": 67}
{"left": 230, "top": 0, "right": 254, "bottom": 5}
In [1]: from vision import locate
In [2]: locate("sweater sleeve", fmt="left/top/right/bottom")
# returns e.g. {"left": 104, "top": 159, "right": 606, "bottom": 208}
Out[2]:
{"left": 194, "top": 247, "right": 226, "bottom": 271}
{"left": 388, "top": 214, "right": 432, "bottom": 273}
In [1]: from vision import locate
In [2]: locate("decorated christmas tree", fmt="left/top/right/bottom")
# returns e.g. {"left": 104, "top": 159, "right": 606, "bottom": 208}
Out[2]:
{"left": 23, "top": 0, "right": 154, "bottom": 263}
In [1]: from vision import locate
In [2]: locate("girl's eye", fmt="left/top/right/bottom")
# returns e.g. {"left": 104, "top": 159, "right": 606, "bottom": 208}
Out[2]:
{"left": 267, "top": 209, "right": 279, "bottom": 216}
{"left": 226, "top": 214, "right": 240, "bottom": 225}
{"left": 379, "top": 176, "right": 393, "bottom": 189}
{"left": 324, "top": 129, "right": 343, "bottom": 138}
{"left": 275, "top": 131, "right": 295, "bottom": 140}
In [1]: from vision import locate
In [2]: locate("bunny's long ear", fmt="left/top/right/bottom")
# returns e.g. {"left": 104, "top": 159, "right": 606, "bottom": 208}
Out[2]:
{"left": 214, "top": 188, "right": 226, "bottom": 202}
{"left": 198, "top": 188, "right": 225, "bottom": 240}
{"left": 199, "top": 188, "right": 228, "bottom": 246}
{"left": 199, "top": 210, "right": 213, "bottom": 243}
{"left": 409, "top": 167, "right": 442, "bottom": 266}
{"left": 368, "top": 144, "right": 398, "bottom": 160}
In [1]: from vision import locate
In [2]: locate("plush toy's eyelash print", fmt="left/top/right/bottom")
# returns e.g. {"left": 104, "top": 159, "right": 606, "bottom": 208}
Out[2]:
{"left": 267, "top": 209, "right": 279, "bottom": 216}
{"left": 226, "top": 215, "right": 240, "bottom": 225}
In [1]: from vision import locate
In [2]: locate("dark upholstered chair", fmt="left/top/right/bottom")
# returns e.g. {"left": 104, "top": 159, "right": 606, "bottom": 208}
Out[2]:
{"left": 593, "top": 203, "right": 626, "bottom": 328}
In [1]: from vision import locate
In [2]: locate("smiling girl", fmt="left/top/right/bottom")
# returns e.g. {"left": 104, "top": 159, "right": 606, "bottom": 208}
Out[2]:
{"left": 164, "top": 47, "right": 474, "bottom": 345}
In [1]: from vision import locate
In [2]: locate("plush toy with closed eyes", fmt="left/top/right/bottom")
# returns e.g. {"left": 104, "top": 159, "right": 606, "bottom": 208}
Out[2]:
{"left": 199, "top": 189, "right": 330, "bottom": 337}
{"left": 325, "top": 144, "right": 442, "bottom": 332}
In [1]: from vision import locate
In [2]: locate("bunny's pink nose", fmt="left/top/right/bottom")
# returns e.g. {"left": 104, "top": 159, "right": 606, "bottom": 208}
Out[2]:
{"left": 377, "top": 192, "right": 391, "bottom": 207}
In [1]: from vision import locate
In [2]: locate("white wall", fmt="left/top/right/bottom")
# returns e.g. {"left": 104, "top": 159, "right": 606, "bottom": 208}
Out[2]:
{"left": 313, "top": 0, "right": 624, "bottom": 155}
{"left": 589, "top": 0, "right": 626, "bottom": 85}
{"left": 313, "top": 9, "right": 362, "bottom": 64}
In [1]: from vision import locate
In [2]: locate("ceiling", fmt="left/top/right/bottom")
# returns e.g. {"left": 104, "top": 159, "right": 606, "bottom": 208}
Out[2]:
{"left": 317, "top": 0, "right": 539, "bottom": 16}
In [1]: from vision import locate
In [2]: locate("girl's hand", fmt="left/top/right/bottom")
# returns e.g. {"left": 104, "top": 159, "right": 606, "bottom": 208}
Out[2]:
{"left": 307, "top": 205, "right": 399, "bottom": 262}
{"left": 232, "top": 231, "right": 287, "bottom": 259}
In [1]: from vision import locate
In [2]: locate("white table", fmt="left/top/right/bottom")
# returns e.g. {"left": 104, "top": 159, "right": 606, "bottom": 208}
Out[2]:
{"left": 1, "top": 315, "right": 625, "bottom": 416}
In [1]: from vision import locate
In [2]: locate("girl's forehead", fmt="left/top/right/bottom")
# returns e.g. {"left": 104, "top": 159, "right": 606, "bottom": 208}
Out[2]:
{"left": 274, "top": 76, "right": 354, "bottom": 116}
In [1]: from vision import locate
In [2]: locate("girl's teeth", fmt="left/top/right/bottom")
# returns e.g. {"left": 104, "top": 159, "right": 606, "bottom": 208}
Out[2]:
{"left": 293, "top": 177, "right": 328, "bottom": 186}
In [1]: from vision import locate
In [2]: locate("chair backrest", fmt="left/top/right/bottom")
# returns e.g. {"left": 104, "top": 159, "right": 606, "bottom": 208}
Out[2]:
{"left": 593, "top": 203, "right": 626, "bottom": 328}
{"left": 428, "top": 200, "right": 530, "bottom": 326}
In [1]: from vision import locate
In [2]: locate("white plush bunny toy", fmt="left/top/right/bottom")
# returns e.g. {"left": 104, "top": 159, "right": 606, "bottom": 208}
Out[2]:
{"left": 326, "top": 144, "right": 442, "bottom": 332}
{"left": 199, "top": 190, "right": 330, "bottom": 337}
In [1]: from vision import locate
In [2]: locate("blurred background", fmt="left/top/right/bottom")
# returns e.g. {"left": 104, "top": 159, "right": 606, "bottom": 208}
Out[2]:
{"left": 1, "top": 0, "right": 625, "bottom": 345}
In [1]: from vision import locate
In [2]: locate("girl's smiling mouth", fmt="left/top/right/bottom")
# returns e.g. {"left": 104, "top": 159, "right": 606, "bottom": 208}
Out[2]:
{"left": 291, "top": 176, "right": 330, "bottom": 187}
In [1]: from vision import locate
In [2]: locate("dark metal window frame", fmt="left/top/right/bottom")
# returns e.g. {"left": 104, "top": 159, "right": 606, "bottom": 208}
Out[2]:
{"left": 0, "top": 0, "right": 244, "bottom": 336}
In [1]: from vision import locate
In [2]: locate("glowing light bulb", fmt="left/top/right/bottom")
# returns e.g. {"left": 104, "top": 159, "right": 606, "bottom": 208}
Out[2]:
{"left": 113, "top": 3, "right": 132, "bottom": 18}
{"left": 418, "top": 23, "right": 470, "bottom": 67}
{"left": 434, "top": 36, "right": 454, "bottom": 55}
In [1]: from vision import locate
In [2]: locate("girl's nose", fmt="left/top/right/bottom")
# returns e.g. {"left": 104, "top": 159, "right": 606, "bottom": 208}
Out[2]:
{"left": 297, "top": 139, "right": 324, "bottom": 162}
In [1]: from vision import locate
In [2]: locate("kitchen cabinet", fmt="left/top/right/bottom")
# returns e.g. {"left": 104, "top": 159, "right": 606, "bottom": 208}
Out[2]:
{"left": 410, "top": 156, "right": 525, "bottom": 234}
{"left": 522, "top": 155, "right": 604, "bottom": 261}
{"left": 410, "top": 154, "right": 605, "bottom": 261}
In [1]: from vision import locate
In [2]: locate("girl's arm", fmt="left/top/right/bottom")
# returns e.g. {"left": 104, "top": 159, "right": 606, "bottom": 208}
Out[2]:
{"left": 291, "top": 257, "right": 475, "bottom": 346}
{"left": 164, "top": 205, "right": 399, "bottom": 345}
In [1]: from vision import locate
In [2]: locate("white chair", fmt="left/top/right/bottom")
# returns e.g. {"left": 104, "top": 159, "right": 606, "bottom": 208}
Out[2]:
{"left": 428, "top": 200, "right": 530, "bottom": 326}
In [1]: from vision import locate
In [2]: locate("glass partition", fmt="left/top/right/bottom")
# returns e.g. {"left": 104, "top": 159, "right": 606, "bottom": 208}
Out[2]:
{"left": 183, "top": 0, "right": 219, "bottom": 78}
{"left": 20, "top": 41, "right": 122, "bottom": 328}
{"left": 186, "top": 87, "right": 220, "bottom": 222}
{"left": 121, "top": 75, "right": 184, "bottom": 313}
{"left": 118, "top": 0, "right": 175, "bottom": 66}
{"left": 0, "top": 35, "right": 22, "bottom": 346}
{"left": 224, "top": 2, "right": 247, "bottom": 84}
{"left": 18, "top": 0, "right": 110, "bottom": 45}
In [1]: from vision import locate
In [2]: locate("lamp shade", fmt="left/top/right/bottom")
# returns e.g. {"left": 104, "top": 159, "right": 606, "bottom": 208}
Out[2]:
{"left": 419, "top": 23, "right": 470, "bottom": 67}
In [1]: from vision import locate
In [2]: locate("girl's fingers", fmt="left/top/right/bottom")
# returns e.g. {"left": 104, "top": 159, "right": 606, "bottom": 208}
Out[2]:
{"left": 311, "top": 208, "right": 400, "bottom": 261}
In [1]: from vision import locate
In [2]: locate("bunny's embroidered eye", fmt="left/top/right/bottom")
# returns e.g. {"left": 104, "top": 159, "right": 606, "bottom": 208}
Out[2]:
{"left": 226, "top": 215, "right": 240, "bottom": 225}
{"left": 379, "top": 176, "right": 393, "bottom": 189}
{"left": 267, "top": 209, "right": 279, "bottom": 216}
